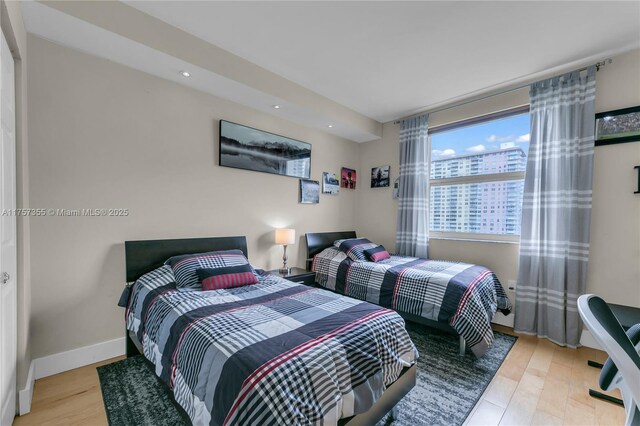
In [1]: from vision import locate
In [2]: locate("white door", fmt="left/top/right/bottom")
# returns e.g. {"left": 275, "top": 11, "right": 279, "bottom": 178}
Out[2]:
{"left": 0, "top": 30, "right": 17, "bottom": 426}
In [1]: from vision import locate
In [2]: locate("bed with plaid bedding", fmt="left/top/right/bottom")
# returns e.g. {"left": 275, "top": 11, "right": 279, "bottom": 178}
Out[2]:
{"left": 312, "top": 247, "right": 512, "bottom": 357}
{"left": 125, "top": 265, "right": 417, "bottom": 426}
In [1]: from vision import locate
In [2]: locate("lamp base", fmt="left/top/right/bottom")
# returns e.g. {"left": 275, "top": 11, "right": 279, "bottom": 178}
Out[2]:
{"left": 278, "top": 267, "right": 291, "bottom": 275}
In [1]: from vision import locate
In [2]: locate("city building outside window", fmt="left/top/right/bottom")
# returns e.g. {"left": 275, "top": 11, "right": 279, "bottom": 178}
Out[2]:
{"left": 429, "top": 107, "right": 529, "bottom": 242}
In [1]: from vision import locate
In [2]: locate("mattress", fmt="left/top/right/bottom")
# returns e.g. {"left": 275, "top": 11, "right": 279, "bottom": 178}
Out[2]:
{"left": 125, "top": 265, "right": 418, "bottom": 425}
{"left": 312, "top": 247, "right": 512, "bottom": 357}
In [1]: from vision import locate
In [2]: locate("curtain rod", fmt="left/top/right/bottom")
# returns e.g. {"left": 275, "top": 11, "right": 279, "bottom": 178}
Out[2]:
{"left": 393, "top": 58, "right": 612, "bottom": 124}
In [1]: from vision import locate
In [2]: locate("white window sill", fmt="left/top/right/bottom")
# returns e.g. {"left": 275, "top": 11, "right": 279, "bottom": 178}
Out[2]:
{"left": 429, "top": 236, "right": 520, "bottom": 245}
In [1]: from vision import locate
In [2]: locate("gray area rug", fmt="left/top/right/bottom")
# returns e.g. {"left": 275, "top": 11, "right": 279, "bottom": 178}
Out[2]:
{"left": 381, "top": 323, "right": 517, "bottom": 425}
{"left": 97, "top": 355, "right": 189, "bottom": 426}
{"left": 98, "top": 325, "right": 516, "bottom": 426}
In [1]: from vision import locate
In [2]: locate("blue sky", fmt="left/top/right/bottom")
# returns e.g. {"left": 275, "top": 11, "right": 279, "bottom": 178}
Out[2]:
{"left": 431, "top": 113, "right": 530, "bottom": 160}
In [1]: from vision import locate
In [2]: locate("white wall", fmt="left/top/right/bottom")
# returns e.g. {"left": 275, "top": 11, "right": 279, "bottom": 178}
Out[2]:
{"left": 588, "top": 50, "right": 640, "bottom": 306}
{"left": 26, "top": 35, "right": 362, "bottom": 359}
{"left": 24, "top": 33, "right": 640, "bottom": 363}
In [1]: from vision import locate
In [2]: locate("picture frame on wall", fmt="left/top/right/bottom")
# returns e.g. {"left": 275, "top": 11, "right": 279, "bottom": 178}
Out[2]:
{"left": 595, "top": 106, "right": 640, "bottom": 146}
{"left": 322, "top": 172, "right": 340, "bottom": 195}
{"left": 300, "top": 179, "right": 320, "bottom": 204}
{"left": 219, "top": 120, "right": 312, "bottom": 178}
{"left": 341, "top": 167, "right": 357, "bottom": 189}
{"left": 392, "top": 177, "right": 400, "bottom": 199}
{"left": 371, "top": 165, "right": 390, "bottom": 188}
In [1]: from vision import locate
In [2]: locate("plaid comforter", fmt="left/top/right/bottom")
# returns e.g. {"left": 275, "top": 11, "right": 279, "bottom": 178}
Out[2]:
{"left": 312, "top": 247, "right": 512, "bottom": 357}
{"left": 125, "top": 265, "right": 417, "bottom": 426}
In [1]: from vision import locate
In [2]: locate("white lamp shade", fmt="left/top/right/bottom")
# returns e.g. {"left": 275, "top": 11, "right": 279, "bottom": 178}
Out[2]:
{"left": 275, "top": 228, "right": 296, "bottom": 245}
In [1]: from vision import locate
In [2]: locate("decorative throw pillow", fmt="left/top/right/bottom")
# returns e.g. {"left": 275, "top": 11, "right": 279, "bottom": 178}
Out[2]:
{"left": 196, "top": 265, "right": 258, "bottom": 290}
{"left": 363, "top": 245, "right": 391, "bottom": 262}
{"left": 332, "top": 239, "right": 347, "bottom": 248}
{"left": 165, "top": 249, "right": 255, "bottom": 289}
{"left": 337, "top": 238, "right": 378, "bottom": 261}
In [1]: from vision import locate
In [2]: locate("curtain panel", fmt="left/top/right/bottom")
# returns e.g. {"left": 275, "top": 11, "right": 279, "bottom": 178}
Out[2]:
{"left": 514, "top": 66, "right": 596, "bottom": 347}
{"left": 396, "top": 114, "right": 429, "bottom": 258}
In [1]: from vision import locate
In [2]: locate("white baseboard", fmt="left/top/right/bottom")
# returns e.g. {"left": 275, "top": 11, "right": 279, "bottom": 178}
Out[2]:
{"left": 17, "top": 337, "right": 125, "bottom": 415}
{"left": 580, "top": 329, "right": 602, "bottom": 350}
{"left": 34, "top": 337, "right": 126, "bottom": 380}
{"left": 491, "top": 311, "right": 515, "bottom": 328}
{"left": 18, "top": 360, "right": 35, "bottom": 415}
{"left": 490, "top": 316, "right": 601, "bottom": 351}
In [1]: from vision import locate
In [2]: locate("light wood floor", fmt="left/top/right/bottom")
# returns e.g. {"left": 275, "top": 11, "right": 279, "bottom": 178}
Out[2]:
{"left": 465, "top": 326, "right": 625, "bottom": 426}
{"left": 14, "top": 327, "right": 625, "bottom": 426}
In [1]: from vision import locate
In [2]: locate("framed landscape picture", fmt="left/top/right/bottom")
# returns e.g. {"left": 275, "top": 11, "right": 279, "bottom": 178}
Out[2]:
{"left": 219, "top": 120, "right": 311, "bottom": 178}
{"left": 371, "top": 165, "right": 390, "bottom": 188}
{"left": 341, "top": 167, "right": 357, "bottom": 189}
{"left": 595, "top": 106, "right": 640, "bottom": 146}
{"left": 300, "top": 179, "right": 320, "bottom": 204}
{"left": 322, "top": 172, "right": 339, "bottom": 195}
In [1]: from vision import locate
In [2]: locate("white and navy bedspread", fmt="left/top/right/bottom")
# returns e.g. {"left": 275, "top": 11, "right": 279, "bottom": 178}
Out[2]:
{"left": 312, "top": 247, "right": 512, "bottom": 357}
{"left": 125, "top": 265, "right": 417, "bottom": 426}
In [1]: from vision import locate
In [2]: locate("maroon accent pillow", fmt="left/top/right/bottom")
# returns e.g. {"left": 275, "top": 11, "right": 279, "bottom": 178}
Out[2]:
{"left": 196, "top": 265, "right": 258, "bottom": 291}
{"left": 363, "top": 245, "right": 391, "bottom": 262}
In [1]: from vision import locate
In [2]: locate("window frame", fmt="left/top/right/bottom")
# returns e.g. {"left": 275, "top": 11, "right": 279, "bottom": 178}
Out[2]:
{"left": 428, "top": 105, "right": 530, "bottom": 243}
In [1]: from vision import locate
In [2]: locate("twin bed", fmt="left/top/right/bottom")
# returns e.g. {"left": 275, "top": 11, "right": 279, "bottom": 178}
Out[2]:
{"left": 306, "top": 231, "right": 512, "bottom": 358}
{"left": 122, "top": 236, "right": 417, "bottom": 426}
{"left": 121, "top": 233, "right": 511, "bottom": 425}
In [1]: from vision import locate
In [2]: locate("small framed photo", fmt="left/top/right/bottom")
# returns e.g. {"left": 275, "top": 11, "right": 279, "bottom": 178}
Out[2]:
{"left": 300, "top": 179, "right": 320, "bottom": 204}
{"left": 392, "top": 177, "right": 400, "bottom": 199}
{"left": 341, "top": 167, "right": 357, "bottom": 189}
{"left": 371, "top": 165, "right": 390, "bottom": 188}
{"left": 595, "top": 106, "right": 640, "bottom": 146}
{"left": 322, "top": 172, "right": 339, "bottom": 195}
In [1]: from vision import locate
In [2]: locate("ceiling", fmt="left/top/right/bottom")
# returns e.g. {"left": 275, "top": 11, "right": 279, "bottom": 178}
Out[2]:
{"left": 127, "top": 1, "right": 640, "bottom": 122}
{"left": 23, "top": 1, "right": 640, "bottom": 142}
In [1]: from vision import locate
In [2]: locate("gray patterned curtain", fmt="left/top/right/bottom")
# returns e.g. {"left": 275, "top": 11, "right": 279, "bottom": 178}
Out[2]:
{"left": 515, "top": 66, "right": 596, "bottom": 347}
{"left": 396, "top": 114, "right": 429, "bottom": 258}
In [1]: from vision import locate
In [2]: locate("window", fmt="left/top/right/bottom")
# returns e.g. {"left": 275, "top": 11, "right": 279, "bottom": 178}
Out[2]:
{"left": 429, "top": 107, "right": 529, "bottom": 240}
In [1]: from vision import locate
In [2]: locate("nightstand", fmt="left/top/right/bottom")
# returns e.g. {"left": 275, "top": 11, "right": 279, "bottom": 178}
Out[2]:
{"left": 268, "top": 267, "right": 316, "bottom": 286}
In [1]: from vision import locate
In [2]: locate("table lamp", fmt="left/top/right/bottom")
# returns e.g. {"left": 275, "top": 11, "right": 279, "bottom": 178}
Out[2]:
{"left": 275, "top": 228, "right": 296, "bottom": 274}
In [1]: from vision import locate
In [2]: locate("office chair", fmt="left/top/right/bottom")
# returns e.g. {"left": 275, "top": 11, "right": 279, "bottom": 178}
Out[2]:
{"left": 578, "top": 294, "right": 640, "bottom": 426}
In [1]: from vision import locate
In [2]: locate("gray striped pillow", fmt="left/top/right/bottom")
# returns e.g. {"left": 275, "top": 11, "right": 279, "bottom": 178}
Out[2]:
{"left": 165, "top": 250, "right": 256, "bottom": 289}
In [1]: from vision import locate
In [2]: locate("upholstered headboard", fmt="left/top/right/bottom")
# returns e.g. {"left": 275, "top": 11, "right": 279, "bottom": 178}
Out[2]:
{"left": 305, "top": 231, "right": 356, "bottom": 269}
{"left": 125, "top": 236, "right": 248, "bottom": 282}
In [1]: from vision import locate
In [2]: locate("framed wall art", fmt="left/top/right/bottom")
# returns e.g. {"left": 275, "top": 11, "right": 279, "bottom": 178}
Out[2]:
{"left": 595, "top": 106, "right": 640, "bottom": 146}
{"left": 340, "top": 167, "right": 357, "bottom": 189}
{"left": 322, "top": 172, "right": 339, "bottom": 195}
{"left": 371, "top": 165, "right": 390, "bottom": 188}
{"left": 300, "top": 179, "right": 320, "bottom": 204}
{"left": 219, "top": 120, "right": 311, "bottom": 178}
{"left": 392, "top": 177, "right": 400, "bottom": 199}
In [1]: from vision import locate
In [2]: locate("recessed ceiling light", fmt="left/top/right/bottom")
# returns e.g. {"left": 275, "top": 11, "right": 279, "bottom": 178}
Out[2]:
{"left": 273, "top": 105, "right": 281, "bottom": 109}
{"left": 179, "top": 70, "right": 191, "bottom": 78}
{"left": 328, "top": 124, "right": 333, "bottom": 128}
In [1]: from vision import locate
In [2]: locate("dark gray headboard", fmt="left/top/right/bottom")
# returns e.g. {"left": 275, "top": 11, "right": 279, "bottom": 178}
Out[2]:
{"left": 305, "top": 231, "right": 357, "bottom": 269}
{"left": 125, "top": 236, "right": 248, "bottom": 282}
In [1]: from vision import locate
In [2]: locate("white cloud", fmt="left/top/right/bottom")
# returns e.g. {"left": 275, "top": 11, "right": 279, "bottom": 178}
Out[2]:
{"left": 432, "top": 149, "right": 456, "bottom": 157}
{"left": 466, "top": 144, "right": 486, "bottom": 152}
{"left": 486, "top": 133, "right": 530, "bottom": 144}
{"left": 486, "top": 134, "right": 514, "bottom": 143}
